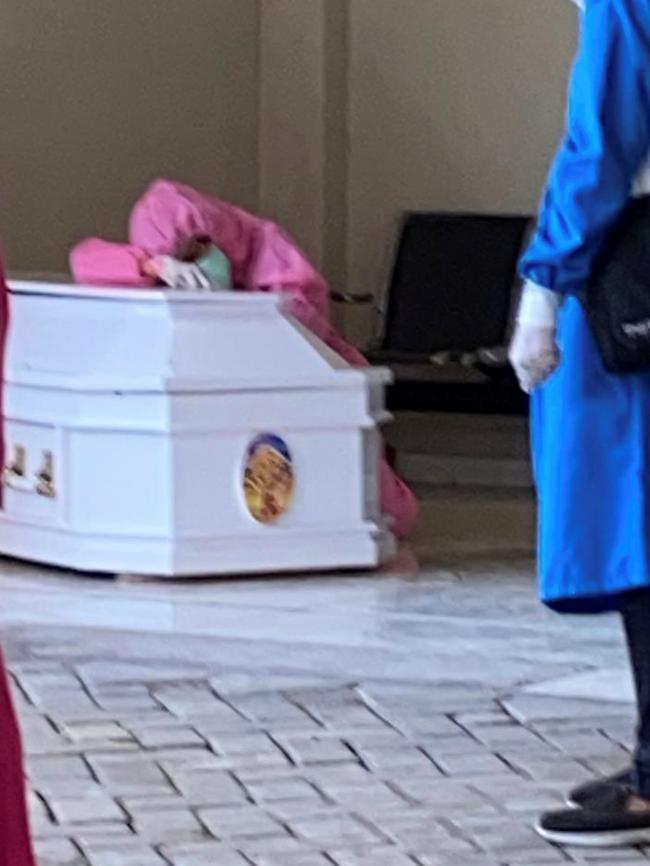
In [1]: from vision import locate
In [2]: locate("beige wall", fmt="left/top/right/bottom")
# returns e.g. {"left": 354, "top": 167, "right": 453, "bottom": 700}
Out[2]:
{"left": 258, "top": 0, "right": 349, "bottom": 291}
{"left": 259, "top": 0, "right": 329, "bottom": 269}
{"left": 0, "top": 0, "right": 259, "bottom": 272}
{"left": 346, "top": 0, "right": 578, "bottom": 299}
{"left": 258, "top": 0, "right": 577, "bottom": 342}
{"left": 1, "top": 0, "right": 576, "bottom": 331}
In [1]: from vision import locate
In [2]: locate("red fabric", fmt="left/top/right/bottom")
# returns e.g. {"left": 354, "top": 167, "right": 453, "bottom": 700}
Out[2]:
{"left": 0, "top": 264, "right": 50, "bottom": 864}
{"left": 0, "top": 257, "right": 8, "bottom": 511}
{"left": 0, "top": 651, "right": 35, "bottom": 866}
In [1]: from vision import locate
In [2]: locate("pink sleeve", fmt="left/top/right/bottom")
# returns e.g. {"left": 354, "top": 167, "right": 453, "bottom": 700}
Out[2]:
{"left": 70, "top": 239, "right": 155, "bottom": 287}
{"left": 249, "top": 224, "right": 330, "bottom": 321}
{"left": 280, "top": 290, "right": 369, "bottom": 367}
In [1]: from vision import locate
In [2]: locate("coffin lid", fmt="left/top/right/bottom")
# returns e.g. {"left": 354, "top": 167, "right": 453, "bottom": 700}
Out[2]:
{"left": 6, "top": 280, "right": 388, "bottom": 394}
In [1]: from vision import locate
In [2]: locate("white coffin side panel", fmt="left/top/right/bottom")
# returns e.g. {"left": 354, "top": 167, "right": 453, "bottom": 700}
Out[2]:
{"left": 0, "top": 282, "right": 394, "bottom": 577}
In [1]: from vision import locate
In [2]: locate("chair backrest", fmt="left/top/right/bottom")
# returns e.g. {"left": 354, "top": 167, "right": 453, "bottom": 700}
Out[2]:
{"left": 380, "top": 212, "right": 532, "bottom": 356}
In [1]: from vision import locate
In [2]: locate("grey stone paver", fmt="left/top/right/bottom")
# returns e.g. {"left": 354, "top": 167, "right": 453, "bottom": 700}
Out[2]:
{"left": 34, "top": 838, "right": 84, "bottom": 866}
{"left": 47, "top": 791, "right": 127, "bottom": 827}
{"left": 244, "top": 775, "right": 325, "bottom": 805}
{"left": 85, "top": 753, "right": 173, "bottom": 795}
{"left": 278, "top": 733, "right": 356, "bottom": 766}
{"left": 161, "top": 842, "right": 250, "bottom": 865}
{"left": 207, "top": 730, "right": 291, "bottom": 768}
{"left": 79, "top": 841, "right": 167, "bottom": 866}
{"left": 329, "top": 851, "right": 419, "bottom": 866}
{"left": 128, "top": 721, "right": 206, "bottom": 750}
{"left": 132, "top": 806, "right": 205, "bottom": 842}
{"left": 248, "top": 855, "right": 332, "bottom": 866}
{"left": 198, "top": 804, "right": 289, "bottom": 841}
{"left": 169, "top": 767, "right": 247, "bottom": 805}
{"left": 414, "top": 858, "right": 499, "bottom": 866}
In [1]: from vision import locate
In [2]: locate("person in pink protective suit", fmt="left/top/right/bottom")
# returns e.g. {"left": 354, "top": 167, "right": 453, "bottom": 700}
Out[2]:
{"left": 71, "top": 180, "right": 418, "bottom": 540}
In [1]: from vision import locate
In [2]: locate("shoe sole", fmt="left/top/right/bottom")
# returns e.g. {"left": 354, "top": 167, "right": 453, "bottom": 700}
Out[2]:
{"left": 536, "top": 822, "right": 650, "bottom": 848}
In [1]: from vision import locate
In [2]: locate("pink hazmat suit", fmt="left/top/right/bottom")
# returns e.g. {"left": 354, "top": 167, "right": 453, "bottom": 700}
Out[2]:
{"left": 71, "top": 180, "right": 418, "bottom": 539}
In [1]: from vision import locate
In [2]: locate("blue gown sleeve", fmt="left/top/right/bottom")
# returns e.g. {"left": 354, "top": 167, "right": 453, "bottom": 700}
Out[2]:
{"left": 520, "top": 0, "right": 650, "bottom": 295}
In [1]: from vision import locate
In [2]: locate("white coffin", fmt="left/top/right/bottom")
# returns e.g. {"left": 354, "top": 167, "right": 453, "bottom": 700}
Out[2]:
{"left": 0, "top": 281, "right": 395, "bottom": 577}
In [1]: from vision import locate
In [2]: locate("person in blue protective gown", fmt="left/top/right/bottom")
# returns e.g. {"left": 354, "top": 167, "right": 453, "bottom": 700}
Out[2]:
{"left": 509, "top": 0, "right": 650, "bottom": 848}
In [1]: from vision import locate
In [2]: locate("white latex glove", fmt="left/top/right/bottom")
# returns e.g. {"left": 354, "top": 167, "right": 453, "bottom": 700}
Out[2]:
{"left": 509, "top": 282, "right": 562, "bottom": 393}
{"left": 151, "top": 256, "right": 212, "bottom": 292}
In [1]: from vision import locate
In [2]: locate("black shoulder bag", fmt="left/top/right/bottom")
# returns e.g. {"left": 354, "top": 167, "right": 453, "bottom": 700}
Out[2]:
{"left": 585, "top": 196, "right": 650, "bottom": 373}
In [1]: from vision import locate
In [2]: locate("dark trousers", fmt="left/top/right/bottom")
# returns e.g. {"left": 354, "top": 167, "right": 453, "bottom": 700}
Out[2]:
{"left": 621, "top": 588, "right": 650, "bottom": 798}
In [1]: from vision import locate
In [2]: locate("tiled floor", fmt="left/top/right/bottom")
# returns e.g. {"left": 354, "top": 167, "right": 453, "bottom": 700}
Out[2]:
{"left": 0, "top": 538, "right": 643, "bottom": 865}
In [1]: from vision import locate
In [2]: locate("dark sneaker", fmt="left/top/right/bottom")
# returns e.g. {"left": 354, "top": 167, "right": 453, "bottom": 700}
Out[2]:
{"left": 538, "top": 788, "right": 650, "bottom": 848}
{"left": 568, "top": 768, "right": 635, "bottom": 808}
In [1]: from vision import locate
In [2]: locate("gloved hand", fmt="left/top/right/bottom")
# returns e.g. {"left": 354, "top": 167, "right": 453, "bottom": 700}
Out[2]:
{"left": 509, "top": 282, "right": 562, "bottom": 393}
{"left": 150, "top": 256, "right": 212, "bottom": 292}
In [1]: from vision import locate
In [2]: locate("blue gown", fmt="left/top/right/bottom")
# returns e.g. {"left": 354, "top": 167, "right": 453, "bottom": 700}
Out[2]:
{"left": 520, "top": 0, "right": 650, "bottom": 613}
{"left": 533, "top": 299, "right": 650, "bottom": 612}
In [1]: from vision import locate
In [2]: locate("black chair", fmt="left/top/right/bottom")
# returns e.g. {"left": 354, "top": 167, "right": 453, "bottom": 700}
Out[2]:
{"left": 333, "top": 212, "right": 532, "bottom": 415}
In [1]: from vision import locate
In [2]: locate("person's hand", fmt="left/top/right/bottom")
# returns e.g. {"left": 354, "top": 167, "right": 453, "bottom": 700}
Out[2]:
{"left": 509, "top": 324, "right": 560, "bottom": 393}
{"left": 150, "top": 256, "right": 211, "bottom": 291}
{"left": 509, "top": 282, "right": 562, "bottom": 393}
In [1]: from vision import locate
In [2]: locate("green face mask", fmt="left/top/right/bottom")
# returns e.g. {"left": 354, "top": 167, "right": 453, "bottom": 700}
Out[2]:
{"left": 197, "top": 245, "right": 233, "bottom": 291}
